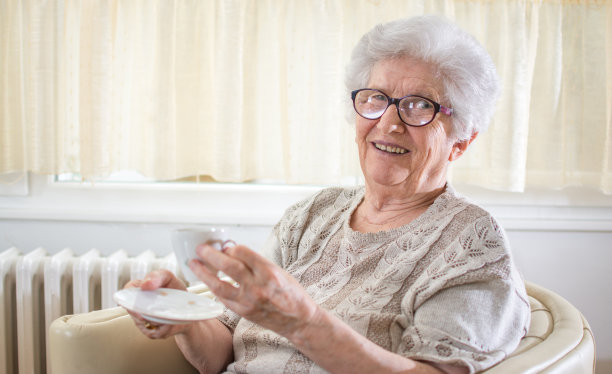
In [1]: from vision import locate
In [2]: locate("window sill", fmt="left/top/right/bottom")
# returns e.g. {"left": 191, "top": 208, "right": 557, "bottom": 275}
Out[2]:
{"left": 1, "top": 174, "right": 611, "bottom": 232}
{"left": 0, "top": 174, "right": 323, "bottom": 226}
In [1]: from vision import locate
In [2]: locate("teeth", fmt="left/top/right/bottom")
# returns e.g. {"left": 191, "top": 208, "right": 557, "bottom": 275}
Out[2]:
{"left": 375, "top": 143, "right": 407, "bottom": 154}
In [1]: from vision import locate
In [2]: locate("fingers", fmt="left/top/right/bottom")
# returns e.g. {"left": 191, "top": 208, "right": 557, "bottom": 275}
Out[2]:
{"left": 189, "top": 258, "right": 241, "bottom": 300}
{"left": 127, "top": 308, "right": 189, "bottom": 339}
{"left": 191, "top": 243, "right": 287, "bottom": 308}
{"left": 140, "top": 269, "right": 187, "bottom": 291}
{"left": 195, "top": 243, "right": 276, "bottom": 283}
{"left": 134, "top": 318, "right": 177, "bottom": 339}
{"left": 138, "top": 321, "right": 172, "bottom": 339}
{"left": 122, "top": 269, "right": 186, "bottom": 291}
{"left": 194, "top": 243, "right": 222, "bottom": 275}
{"left": 192, "top": 243, "right": 320, "bottom": 338}
{"left": 124, "top": 279, "right": 144, "bottom": 289}
{"left": 195, "top": 244, "right": 254, "bottom": 284}
{"left": 122, "top": 270, "right": 189, "bottom": 340}
{"left": 223, "top": 244, "right": 276, "bottom": 277}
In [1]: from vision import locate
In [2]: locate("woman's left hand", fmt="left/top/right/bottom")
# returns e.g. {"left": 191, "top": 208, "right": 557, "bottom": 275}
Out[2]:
{"left": 189, "top": 243, "right": 319, "bottom": 338}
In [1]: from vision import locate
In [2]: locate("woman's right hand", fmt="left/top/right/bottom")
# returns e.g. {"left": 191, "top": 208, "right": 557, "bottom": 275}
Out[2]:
{"left": 123, "top": 269, "right": 191, "bottom": 339}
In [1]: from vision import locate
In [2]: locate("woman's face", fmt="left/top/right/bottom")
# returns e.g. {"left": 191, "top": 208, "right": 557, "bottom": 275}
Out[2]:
{"left": 355, "top": 57, "right": 465, "bottom": 193}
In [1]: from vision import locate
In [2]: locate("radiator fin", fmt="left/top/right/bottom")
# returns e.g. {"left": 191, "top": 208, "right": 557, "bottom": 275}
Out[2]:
{"left": 0, "top": 248, "right": 20, "bottom": 374}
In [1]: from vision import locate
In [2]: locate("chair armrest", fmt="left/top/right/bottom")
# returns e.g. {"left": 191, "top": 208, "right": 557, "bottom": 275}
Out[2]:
{"left": 482, "top": 282, "right": 595, "bottom": 373}
{"left": 48, "top": 307, "right": 197, "bottom": 374}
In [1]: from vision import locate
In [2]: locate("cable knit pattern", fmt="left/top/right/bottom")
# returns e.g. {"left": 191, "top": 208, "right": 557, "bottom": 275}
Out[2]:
{"left": 220, "top": 185, "right": 530, "bottom": 374}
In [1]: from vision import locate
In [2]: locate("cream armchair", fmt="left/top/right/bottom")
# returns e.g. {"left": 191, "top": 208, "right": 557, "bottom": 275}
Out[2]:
{"left": 48, "top": 282, "right": 595, "bottom": 373}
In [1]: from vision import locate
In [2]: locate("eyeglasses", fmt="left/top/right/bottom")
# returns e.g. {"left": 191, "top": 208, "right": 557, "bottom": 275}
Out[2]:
{"left": 351, "top": 88, "right": 453, "bottom": 127}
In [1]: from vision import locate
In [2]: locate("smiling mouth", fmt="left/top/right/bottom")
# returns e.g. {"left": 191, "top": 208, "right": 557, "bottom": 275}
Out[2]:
{"left": 374, "top": 142, "right": 408, "bottom": 154}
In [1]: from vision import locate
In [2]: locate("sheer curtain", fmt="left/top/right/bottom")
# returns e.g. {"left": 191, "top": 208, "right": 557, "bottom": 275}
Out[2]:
{"left": 1, "top": 0, "right": 611, "bottom": 191}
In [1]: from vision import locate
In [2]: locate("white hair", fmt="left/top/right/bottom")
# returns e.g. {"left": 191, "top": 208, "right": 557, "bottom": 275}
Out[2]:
{"left": 345, "top": 15, "right": 501, "bottom": 141}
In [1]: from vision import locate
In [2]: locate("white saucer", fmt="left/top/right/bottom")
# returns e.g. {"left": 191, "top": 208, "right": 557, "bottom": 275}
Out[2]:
{"left": 114, "top": 288, "right": 224, "bottom": 325}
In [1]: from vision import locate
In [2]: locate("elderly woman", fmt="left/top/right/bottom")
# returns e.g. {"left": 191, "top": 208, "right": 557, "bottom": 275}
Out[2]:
{"left": 127, "top": 15, "right": 530, "bottom": 374}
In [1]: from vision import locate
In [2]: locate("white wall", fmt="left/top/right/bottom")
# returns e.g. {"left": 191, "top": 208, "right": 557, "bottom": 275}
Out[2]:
{"left": 1, "top": 174, "right": 611, "bottom": 373}
{"left": 509, "top": 230, "right": 612, "bottom": 374}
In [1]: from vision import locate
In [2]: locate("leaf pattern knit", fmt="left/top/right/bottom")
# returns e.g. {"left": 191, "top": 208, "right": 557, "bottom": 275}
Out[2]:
{"left": 218, "top": 185, "right": 531, "bottom": 374}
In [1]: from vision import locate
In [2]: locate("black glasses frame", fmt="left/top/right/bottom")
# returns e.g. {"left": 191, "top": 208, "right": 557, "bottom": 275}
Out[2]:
{"left": 351, "top": 88, "right": 453, "bottom": 127}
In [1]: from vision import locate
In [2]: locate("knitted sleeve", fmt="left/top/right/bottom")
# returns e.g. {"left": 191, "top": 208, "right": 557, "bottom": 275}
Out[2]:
{"left": 398, "top": 278, "right": 530, "bottom": 373}
{"left": 395, "top": 215, "right": 531, "bottom": 373}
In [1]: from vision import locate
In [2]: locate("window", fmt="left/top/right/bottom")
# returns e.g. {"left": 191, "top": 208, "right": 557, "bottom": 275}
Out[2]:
{"left": 1, "top": 1, "right": 611, "bottom": 193}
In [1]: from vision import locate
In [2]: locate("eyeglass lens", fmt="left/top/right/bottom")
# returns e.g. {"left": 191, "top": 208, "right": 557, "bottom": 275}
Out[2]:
{"left": 353, "top": 89, "right": 436, "bottom": 126}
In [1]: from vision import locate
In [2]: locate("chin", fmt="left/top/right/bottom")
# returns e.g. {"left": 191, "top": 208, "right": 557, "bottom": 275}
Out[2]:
{"left": 365, "top": 169, "right": 411, "bottom": 188}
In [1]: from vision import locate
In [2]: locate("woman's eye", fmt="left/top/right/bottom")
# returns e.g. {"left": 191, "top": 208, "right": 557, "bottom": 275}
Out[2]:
{"left": 415, "top": 100, "right": 433, "bottom": 109}
{"left": 369, "top": 94, "right": 387, "bottom": 102}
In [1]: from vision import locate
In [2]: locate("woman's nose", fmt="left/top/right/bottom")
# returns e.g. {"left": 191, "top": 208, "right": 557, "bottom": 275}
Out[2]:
{"left": 377, "top": 104, "right": 405, "bottom": 134}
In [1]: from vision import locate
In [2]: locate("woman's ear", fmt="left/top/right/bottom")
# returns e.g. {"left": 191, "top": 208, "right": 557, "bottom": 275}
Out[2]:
{"left": 449, "top": 132, "right": 478, "bottom": 161}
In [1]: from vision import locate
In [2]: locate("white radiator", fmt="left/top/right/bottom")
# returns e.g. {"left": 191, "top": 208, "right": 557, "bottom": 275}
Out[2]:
{"left": 0, "top": 247, "right": 178, "bottom": 374}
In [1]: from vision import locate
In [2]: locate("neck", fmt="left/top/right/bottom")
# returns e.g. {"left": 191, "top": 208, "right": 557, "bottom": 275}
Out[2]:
{"left": 351, "top": 180, "right": 447, "bottom": 232}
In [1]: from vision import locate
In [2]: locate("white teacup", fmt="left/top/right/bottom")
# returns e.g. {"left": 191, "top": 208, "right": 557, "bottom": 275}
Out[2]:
{"left": 171, "top": 227, "right": 231, "bottom": 285}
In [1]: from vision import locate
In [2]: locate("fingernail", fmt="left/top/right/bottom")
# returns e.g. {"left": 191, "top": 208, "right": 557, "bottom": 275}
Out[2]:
{"left": 221, "top": 240, "right": 236, "bottom": 252}
{"left": 189, "top": 258, "right": 204, "bottom": 268}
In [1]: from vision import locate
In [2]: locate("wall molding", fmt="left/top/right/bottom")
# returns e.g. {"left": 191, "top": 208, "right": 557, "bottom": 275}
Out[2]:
{"left": 1, "top": 174, "right": 611, "bottom": 232}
